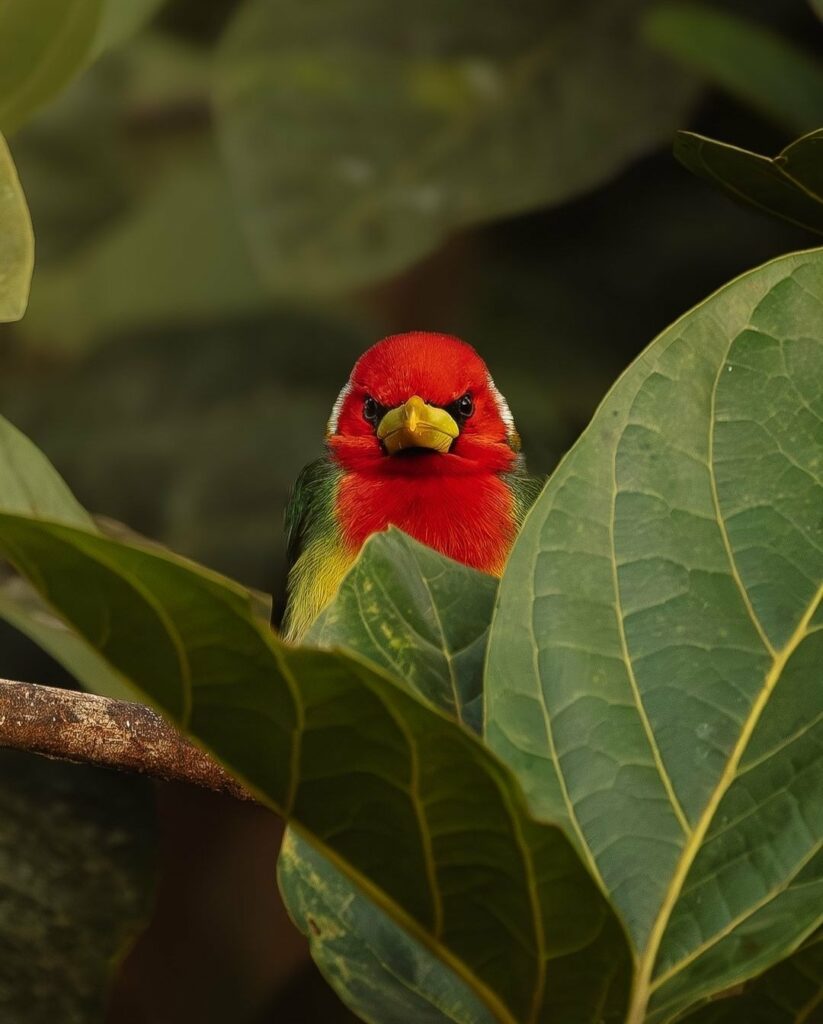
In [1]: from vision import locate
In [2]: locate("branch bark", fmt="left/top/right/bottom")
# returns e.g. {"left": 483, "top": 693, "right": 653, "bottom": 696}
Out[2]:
{"left": 0, "top": 678, "right": 254, "bottom": 801}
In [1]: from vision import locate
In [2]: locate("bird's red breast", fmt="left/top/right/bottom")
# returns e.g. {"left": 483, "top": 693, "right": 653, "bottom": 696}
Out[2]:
{"left": 328, "top": 332, "right": 521, "bottom": 575}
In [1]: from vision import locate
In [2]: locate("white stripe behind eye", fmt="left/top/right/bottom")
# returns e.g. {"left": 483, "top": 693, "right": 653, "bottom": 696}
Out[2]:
{"left": 487, "top": 372, "right": 518, "bottom": 445}
{"left": 327, "top": 381, "right": 352, "bottom": 436}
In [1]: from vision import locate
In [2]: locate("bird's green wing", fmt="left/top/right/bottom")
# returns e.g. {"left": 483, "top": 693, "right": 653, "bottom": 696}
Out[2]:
{"left": 284, "top": 455, "right": 339, "bottom": 572}
{"left": 282, "top": 455, "right": 350, "bottom": 642}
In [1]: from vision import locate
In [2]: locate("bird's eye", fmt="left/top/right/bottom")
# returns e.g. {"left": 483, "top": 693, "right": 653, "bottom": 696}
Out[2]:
{"left": 456, "top": 393, "right": 474, "bottom": 419}
{"left": 363, "top": 396, "right": 380, "bottom": 424}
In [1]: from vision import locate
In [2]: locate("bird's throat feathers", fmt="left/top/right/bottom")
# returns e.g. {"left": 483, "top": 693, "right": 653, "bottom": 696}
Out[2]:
{"left": 335, "top": 462, "right": 516, "bottom": 576}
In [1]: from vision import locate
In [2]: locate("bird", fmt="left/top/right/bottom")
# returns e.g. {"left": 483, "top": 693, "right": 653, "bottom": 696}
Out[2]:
{"left": 282, "top": 331, "right": 542, "bottom": 641}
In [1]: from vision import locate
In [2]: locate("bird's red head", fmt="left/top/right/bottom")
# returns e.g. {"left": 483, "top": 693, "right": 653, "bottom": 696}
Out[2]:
{"left": 327, "top": 332, "right": 520, "bottom": 477}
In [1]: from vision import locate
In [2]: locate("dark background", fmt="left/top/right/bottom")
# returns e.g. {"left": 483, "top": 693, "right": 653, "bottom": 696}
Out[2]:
{"left": 0, "top": 1, "right": 819, "bottom": 1021}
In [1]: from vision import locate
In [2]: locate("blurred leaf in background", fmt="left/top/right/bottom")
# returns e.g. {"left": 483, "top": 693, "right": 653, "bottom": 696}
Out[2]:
{"left": 9, "top": 60, "right": 132, "bottom": 267}
{"left": 0, "top": 132, "right": 33, "bottom": 321}
{"left": 0, "top": 0, "right": 162, "bottom": 134}
{"left": 91, "top": 0, "right": 167, "bottom": 58}
{"left": 0, "top": 0, "right": 102, "bottom": 134}
{"left": 643, "top": 2, "right": 823, "bottom": 133}
{"left": 213, "top": 0, "right": 698, "bottom": 296}
{"left": 9, "top": 34, "right": 276, "bottom": 350}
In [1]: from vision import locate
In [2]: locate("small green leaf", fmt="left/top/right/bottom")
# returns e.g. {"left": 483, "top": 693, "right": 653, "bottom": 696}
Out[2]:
{"left": 213, "top": 0, "right": 696, "bottom": 295}
{"left": 674, "top": 129, "right": 823, "bottom": 236}
{"left": 0, "top": 513, "right": 632, "bottom": 1024}
{"left": 643, "top": 3, "right": 823, "bottom": 133}
{"left": 0, "top": 133, "right": 33, "bottom": 322}
{"left": 0, "top": 748, "right": 155, "bottom": 1023}
{"left": 281, "top": 531, "right": 497, "bottom": 1023}
{"left": 486, "top": 247, "right": 823, "bottom": 1022}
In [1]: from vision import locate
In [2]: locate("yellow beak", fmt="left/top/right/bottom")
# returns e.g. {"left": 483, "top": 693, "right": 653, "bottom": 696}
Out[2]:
{"left": 376, "top": 395, "right": 459, "bottom": 455}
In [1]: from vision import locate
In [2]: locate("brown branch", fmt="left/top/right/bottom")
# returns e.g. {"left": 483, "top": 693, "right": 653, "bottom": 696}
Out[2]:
{"left": 0, "top": 678, "right": 255, "bottom": 801}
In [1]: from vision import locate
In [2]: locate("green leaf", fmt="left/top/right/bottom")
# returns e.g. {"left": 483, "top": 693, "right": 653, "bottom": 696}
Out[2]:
{"left": 0, "top": 748, "right": 155, "bottom": 1022}
{"left": 681, "top": 931, "right": 823, "bottom": 1023}
{"left": 0, "top": 513, "right": 632, "bottom": 1024}
{"left": 0, "top": 133, "right": 34, "bottom": 321}
{"left": 309, "top": 529, "right": 496, "bottom": 731}
{"left": 279, "top": 830, "right": 495, "bottom": 1024}
{"left": 486, "top": 247, "right": 823, "bottom": 1022}
{"left": 0, "top": 413, "right": 91, "bottom": 527}
{"left": 213, "top": 0, "right": 696, "bottom": 295}
{"left": 280, "top": 531, "right": 498, "bottom": 1023}
{"left": 642, "top": 3, "right": 823, "bottom": 134}
{"left": 674, "top": 129, "right": 823, "bottom": 236}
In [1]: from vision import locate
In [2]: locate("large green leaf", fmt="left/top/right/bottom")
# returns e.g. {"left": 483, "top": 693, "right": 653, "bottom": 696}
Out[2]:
{"left": 0, "top": 514, "right": 632, "bottom": 1023}
{"left": 681, "top": 931, "right": 823, "bottom": 1023}
{"left": 213, "top": 0, "right": 695, "bottom": 295}
{"left": 643, "top": 3, "right": 823, "bottom": 134}
{"left": 674, "top": 129, "right": 823, "bottom": 236}
{"left": 0, "top": 748, "right": 155, "bottom": 1023}
{"left": 486, "top": 248, "right": 823, "bottom": 1023}
{"left": 280, "top": 532, "right": 497, "bottom": 1023}
{"left": 0, "top": 133, "right": 34, "bottom": 321}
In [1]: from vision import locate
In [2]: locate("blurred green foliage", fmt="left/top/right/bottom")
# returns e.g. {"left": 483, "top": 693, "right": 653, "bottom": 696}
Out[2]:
{"left": 644, "top": 2, "right": 823, "bottom": 132}
{"left": 0, "top": 0, "right": 819, "bottom": 1021}
{"left": 214, "top": 0, "right": 697, "bottom": 295}
{"left": 0, "top": 0, "right": 162, "bottom": 133}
